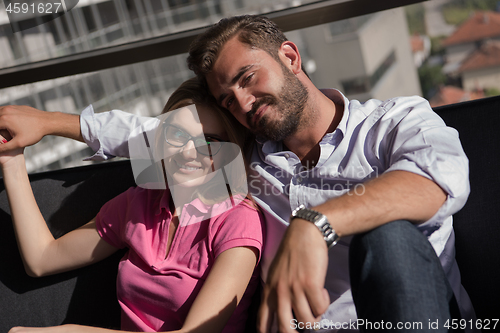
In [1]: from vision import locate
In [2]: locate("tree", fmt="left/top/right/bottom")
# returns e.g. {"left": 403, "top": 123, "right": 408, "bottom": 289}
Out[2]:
{"left": 418, "top": 64, "right": 447, "bottom": 99}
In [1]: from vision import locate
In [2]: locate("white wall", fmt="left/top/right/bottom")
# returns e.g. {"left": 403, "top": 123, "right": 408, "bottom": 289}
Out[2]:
{"left": 359, "top": 8, "right": 421, "bottom": 100}
{"left": 463, "top": 66, "right": 500, "bottom": 91}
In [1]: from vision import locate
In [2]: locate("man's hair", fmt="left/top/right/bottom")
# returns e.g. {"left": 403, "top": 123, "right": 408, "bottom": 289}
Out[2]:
{"left": 187, "top": 15, "right": 288, "bottom": 78}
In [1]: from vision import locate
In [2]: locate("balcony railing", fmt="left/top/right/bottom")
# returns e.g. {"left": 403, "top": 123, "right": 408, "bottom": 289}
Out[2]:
{"left": 0, "top": 0, "right": 424, "bottom": 89}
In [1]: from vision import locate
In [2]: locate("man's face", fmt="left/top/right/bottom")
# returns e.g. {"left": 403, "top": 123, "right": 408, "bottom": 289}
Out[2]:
{"left": 206, "top": 37, "right": 308, "bottom": 141}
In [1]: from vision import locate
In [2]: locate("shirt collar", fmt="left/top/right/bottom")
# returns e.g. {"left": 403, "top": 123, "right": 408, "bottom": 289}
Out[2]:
{"left": 319, "top": 88, "right": 349, "bottom": 139}
{"left": 185, "top": 195, "right": 244, "bottom": 215}
{"left": 156, "top": 187, "right": 241, "bottom": 217}
{"left": 155, "top": 188, "right": 172, "bottom": 216}
{"left": 155, "top": 188, "right": 210, "bottom": 216}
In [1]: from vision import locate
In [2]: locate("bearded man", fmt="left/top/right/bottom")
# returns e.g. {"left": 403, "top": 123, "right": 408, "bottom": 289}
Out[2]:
{"left": 0, "top": 15, "right": 475, "bottom": 333}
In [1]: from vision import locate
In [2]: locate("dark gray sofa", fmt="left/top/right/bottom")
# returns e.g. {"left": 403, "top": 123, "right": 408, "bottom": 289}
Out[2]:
{"left": 1, "top": 95, "right": 499, "bottom": 332}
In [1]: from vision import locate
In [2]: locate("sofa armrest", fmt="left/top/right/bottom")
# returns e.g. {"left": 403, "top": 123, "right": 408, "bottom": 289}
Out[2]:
{"left": 0, "top": 160, "right": 134, "bottom": 331}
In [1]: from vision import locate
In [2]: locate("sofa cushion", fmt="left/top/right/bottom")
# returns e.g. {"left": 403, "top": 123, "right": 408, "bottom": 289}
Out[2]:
{"left": 434, "top": 95, "right": 500, "bottom": 321}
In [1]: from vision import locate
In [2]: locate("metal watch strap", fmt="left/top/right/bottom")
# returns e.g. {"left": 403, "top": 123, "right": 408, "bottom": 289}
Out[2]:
{"left": 291, "top": 204, "right": 339, "bottom": 248}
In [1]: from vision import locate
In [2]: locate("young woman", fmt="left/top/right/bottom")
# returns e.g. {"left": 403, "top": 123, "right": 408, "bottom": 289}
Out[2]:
{"left": 0, "top": 78, "right": 263, "bottom": 333}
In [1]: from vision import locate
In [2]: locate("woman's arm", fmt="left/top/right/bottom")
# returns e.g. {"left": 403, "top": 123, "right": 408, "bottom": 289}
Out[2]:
{"left": 9, "top": 325, "right": 121, "bottom": 333}
{"left": 0, "top": 149, "right": 119, "bottom": 277}
{"left": 8, "top": 247, "right": 259, "bottom": 333}
{"left": 180, "top": 246, "right": 259, "bottom": 333}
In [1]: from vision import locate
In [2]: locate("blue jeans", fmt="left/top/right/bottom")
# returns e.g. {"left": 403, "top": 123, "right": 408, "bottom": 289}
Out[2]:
{"left": 349, "top": 220, "right": 461, "bottom": 332}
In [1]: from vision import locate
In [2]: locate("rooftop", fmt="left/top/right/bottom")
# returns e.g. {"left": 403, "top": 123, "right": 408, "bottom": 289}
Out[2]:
{"left": 458, "top": 40, "right": 500, "bottom": 72}
{"left": 429, "top": 85, "right": 484, "bottom": 107}
{"left": 442, "top": 11, "right": 500, "bottom": 46}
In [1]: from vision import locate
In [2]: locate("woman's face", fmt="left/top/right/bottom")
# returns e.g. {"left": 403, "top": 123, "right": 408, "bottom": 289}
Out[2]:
{"left": 161, "top": 104, "right": 229, "bottom": 188}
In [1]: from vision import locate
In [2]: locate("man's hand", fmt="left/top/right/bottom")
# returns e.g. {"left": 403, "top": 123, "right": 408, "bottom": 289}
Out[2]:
{"left": 0, "top": 129, "right": 24, "bottom": 168}
{"left": 0, "top": 105, "right": 83, "bottom": 153}
{"left": 0, "top": 105, "right": 51, "bottom": 153}
{"left": 258, "top": 218, "right": 330, "bottom": 333}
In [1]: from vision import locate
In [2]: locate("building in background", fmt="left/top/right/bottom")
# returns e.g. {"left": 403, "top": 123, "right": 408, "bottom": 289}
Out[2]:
{"left": 457, "top": 40, "right": 500, "bottom": 92}
{"left": 442, "top": 11, "right": 500, "bottom": 75}
{"left": 0, "top": 1, "right": 420, "bottom": 173}
{"left": 299, "top": 7, "right": 421, "bottom": 102}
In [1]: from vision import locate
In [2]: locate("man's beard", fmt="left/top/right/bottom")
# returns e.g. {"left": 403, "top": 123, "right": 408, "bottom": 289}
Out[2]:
{"left": 246, "top": 64, "right": 308, "bottom": 142}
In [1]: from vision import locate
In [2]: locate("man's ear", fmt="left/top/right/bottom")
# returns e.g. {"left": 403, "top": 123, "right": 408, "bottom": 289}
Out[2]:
{"left": 279, "top": 41, "right": 302, "bottom": 74}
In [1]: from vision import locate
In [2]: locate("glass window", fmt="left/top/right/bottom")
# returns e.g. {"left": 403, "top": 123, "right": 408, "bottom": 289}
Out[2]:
{"left": 6, "top": 1, "right": 482, "bottom": 174}
{"left": 0, "top": 0, "right": 320, "bottom": 69}
{"left": 0, "top": 52, "right": 192, "bottom": 173}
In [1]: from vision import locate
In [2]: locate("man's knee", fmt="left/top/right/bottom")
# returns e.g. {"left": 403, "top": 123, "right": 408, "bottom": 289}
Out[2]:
{"left": 348, "top": 221, "right": 456, "bottom": 330}
{"left": 350, "top": 220, "right": 435, "bottom": 264}
{"left": 349, "top": 220, "right": 444, "bottom": 287}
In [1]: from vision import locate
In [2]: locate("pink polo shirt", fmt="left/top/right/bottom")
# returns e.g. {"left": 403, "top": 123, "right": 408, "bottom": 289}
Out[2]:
{"left": 95, "top": 187, "right": 264, "bottom": 332}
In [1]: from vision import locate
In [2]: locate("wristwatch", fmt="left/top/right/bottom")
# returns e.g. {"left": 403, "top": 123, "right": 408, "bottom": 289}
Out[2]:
{"left": 291, "top": 204, "right": 339, "bottom": 248}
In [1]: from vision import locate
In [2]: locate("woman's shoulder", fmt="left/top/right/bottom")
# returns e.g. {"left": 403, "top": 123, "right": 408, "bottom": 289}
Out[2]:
{"left": 218, "top": 196, "right": 260, "bottom": 215}
{"left": 208, "top": 197, "right": 264, "bottom": 259}
{"left": 211, "top": 197, "right": 263, "bottom": 229}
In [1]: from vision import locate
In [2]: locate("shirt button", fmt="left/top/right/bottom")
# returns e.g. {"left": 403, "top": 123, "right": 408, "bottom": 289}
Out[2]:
{"left": 297, "top": 177, "right": 302, "bottom": 183}
{"left": 284, "top": 153, "right": 290, "bottom": 159}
